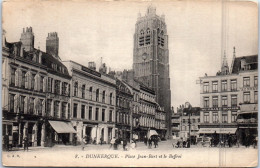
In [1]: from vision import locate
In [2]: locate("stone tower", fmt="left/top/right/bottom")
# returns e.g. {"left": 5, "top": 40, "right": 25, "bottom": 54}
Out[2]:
{"left": 20, "top": 27, "right": 34, "bottom": 52}
{"left": 46, "top": 32, "right": 59, "bottom": 58}
{"left": 133, "top": 5, "right": 171, "bottom": 137}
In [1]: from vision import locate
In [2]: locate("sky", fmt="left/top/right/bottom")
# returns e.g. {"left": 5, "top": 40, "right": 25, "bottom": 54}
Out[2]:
{"left": 3, "top": 0, "right": 258, "bottom": 110}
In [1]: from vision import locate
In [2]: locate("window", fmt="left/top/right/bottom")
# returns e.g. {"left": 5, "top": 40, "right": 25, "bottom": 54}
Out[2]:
{"left": 46, "top": 99, "right": 52, "bottom": 116}
{"left": 231, "top": 95, "right": 237, "bottom": 107}
{"left": 255, "top": 76, "right": 258, "bottom": 86}
{"left": 74, "top": 82, "right": 78, "bottom": 97}
{"left": 231, "top": 79, "right": 237, "bottom": 91}
{"left": 243, "top": 92, "right": 250, "bottom": 103}
{"left": 221, "top": 80, "right": 227, "bottom": 91}
{"left": 102, "top": 109, "right": 105, "bottom": 121}
{"left": 48, "top": 77, "right": 53, "bottom": 93}
{"left": 82, "top": 85, "right": 85, "bottom": 99}
{"left": 39, "top": 76, "right": 44, "bottom": 92}
{"left": 10, "top": 67, "right": 16, "bottom": 86}
{"left": 81, "top": 105, "right": 85, "bottom": 119}
{"left": 204, "top": 112, "right": 209, "bottom": 123}
{"left": 54, "top": 80, "right": 61, "bottom": 95}
{"left": 110, "top": 93, "right": 113, "bottom": 105}
{"left": 29, "top": 97, "right": 34, "bottom": 114}
{"left": 21, "top": 71, "right": 26, "bottom": 88}
{"left": 68, "top": 103, "right": 71, "bottom": 119}
{"left": 222, "top": 113, "right": 228, "bottom": 123}
{"left": 213, "top": 112, "right": 218, "bottom": 123}
{"left": 203, "top": 97, "right": 209, "bottom": 108}
{"left": 38, "top": 99, "right": 43, "bottom": 115}
{"left": 95, "top": 108, "right": 99, "bottom": 121}
{"left": 221, "top": 96, "right": 227, "bottom": 107}
{"left": 212, "top": 96, "right": 218, "bottom": 108}
{"left": 89, "top": 106, "right": 92, "bottom": 120}
{"left": 243, "top": 77, "right": 250, "bottom": 87}
{"left": 89, "top": 87, "right": 93, "bottom": 100}
{"left": 96, "top": 89, "right": 99, "bottom": 102}
{"left": 62, "top": 82, "right": 68, "bottom": 95}
{"left": 9, "top": 94, "right": 15, "bottom": 112}
{"left": 31, "top": 74, "right": 36, "bottom": 90}
{"left": 62, "top": 102, "right": 66, "bottom": 118}
{"left": 254, "top": 91, "right": 258, "bottom": 103}
{"left": 139, "top": 30, "right": 144, "bottom": 47}
{"left": 231, "top": 112, "right": 237, "bottom": 123}
{"left": 20, "top": 96, "right": 25, "bottom": 113}
{"left": 109, "top": 110, "right": 112, "bottom": 122}
{"left": 182, "top": 119, "right": 185, "bottom": 123}
{"left": 54, "top": 101, "right": 59, "bottom": 117}
{"left": 73, "top": 103, "right": 78, "bottom": 118}
{"left": 212, "top": 81, "right": 218, "bottom": 92}
{"left": 102, "top": 91, "right": 105, "bottom": 103}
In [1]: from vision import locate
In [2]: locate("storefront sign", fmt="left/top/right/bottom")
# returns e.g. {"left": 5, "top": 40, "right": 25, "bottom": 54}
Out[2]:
{"left": 240, "top": 86, "right": 258, "bottom": 91}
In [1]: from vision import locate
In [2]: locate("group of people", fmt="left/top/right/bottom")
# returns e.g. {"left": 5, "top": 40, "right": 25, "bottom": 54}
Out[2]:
{"left": 3, "top": 134, "right": 29, "bottom": 151}
{"left": 110, "top": 137, "right": 137, "bottom": 151}
{"left": 144, "top": 135, "right": 159, "bottom": 148}
{"left": 172, "top": 138, "right": 190, "bottom": 148}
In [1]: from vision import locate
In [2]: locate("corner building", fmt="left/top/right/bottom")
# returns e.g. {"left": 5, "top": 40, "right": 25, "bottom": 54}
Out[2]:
{"left": 133, "top": 6, "right": 171, "bottom": 136}
{"left": 199, "top": 49, "right": 258, "bottom": 146}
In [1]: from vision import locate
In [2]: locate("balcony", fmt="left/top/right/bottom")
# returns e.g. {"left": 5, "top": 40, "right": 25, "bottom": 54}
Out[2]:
{"left": 240, "top": 103, "right": 258, "bottom": 112}
{"left": 237, "top": 118, "right": 257, "bottom": 124}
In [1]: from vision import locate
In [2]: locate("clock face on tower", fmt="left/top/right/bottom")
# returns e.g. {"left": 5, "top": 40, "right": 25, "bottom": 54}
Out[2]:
{"left": 142, "top": 53, "right": 148, "bottom": 61}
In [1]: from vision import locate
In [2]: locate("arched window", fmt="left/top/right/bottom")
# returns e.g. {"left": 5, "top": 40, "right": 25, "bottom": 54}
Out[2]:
{"left": 139, "top": 30, "right": 145, "bottom": 46}
{"left": 110, "top": 93, "right": 113, "bottom": 105}
{"left": 96, "top": 89, "right": 99, "bottom": 102}
{"left": 140, "top": 29, "right": 144, "bottom": 36}
{"left": 89, "top": 87, "right": 93, "bottom": 100}
{"left": 74, "top": 82, "right": 78, "bottom": 97}
{"left": 146, "top": 28, "right": 150, "bottom": 34}
{"left": 102, "top": 91, "right": 105, "bottom": 103}
{"left": 82, "top": 84, "right": 85, "bottom": 98}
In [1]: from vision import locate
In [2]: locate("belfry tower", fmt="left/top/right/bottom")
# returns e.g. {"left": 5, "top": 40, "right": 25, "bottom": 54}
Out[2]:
{"left": 133, "top": 6, "right": 171, "bottom": 136}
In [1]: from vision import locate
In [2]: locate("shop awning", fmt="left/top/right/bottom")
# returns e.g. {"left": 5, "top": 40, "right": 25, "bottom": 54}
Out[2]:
{"left": 198, "top": 128, "right": 237, "bottom": 134}
{"left": 49, "top": 121, "right": 77, "bottom": 133}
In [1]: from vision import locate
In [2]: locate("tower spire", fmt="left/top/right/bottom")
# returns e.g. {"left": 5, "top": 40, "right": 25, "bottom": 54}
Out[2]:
{"left": 221, "top": 50, "right": 229, "bottom": 75}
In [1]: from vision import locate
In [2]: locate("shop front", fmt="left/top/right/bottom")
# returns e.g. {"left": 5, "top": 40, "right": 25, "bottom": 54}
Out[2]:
{"left": 46, "top": 120, "right": 77, "bottom": 146}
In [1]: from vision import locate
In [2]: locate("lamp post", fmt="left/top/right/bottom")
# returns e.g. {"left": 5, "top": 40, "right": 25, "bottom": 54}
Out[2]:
{"left": 184, "top": 102, "right": 192, "bottom": 147}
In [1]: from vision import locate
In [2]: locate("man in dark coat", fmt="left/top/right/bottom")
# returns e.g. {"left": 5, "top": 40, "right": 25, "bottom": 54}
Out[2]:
{"left": 23, "top": 136, "right": 29, "bottom": 151}
{"left": 123, "top": 138, "right": 127, "bottom": 151}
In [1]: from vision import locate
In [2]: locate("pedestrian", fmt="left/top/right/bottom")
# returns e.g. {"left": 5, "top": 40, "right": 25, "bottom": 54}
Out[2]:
{"left": 154, "top": 137, "right": 158, "bottom": 148}
{"left": 23, "top": 136, "right": 29, "bottom": 151}
{"left": 228, "top": 134, "right": 232, "bottom": 148}
{"left": 144, "top": 136, "right": 147, "bottom": 146}
{"left": 100, "top": 137, "right": 103, "bottom": 145}
{"left": 123, "top": 138, "right": 128, "bottom": 151}
{"left": 4, "top": 134, "right": 9, "bottom": 151}
{"left": 130, "top": 139, "right": 136, "bottom": 150}
{"left": 148, "top": 137, "right": 152, "bottom": 149}
{"left": 81, "top": 136, "right": 87, "bottom": 150}
{"left": 110, "top": 137, "right": 116, "bottom": 149}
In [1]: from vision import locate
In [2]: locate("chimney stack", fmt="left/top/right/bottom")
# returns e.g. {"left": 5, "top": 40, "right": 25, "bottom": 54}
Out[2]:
{"left": 20, "top": 27, "right": 34, "bottom": 52}
{"left": 46, "top": 32, "right": 59, "bottom": 58}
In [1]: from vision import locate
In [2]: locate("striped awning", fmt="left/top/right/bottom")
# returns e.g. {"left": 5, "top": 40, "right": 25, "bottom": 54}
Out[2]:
{"left": 49, "top": 121, "right": 76, "bottom": 133}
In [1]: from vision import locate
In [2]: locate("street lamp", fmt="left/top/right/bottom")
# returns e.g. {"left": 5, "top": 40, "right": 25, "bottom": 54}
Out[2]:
{"left": 184, "top": 102, "right": 192, "bottom": 147}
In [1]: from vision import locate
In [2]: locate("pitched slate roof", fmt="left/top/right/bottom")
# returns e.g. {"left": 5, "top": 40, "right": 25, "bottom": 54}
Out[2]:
{"left": 231, "top": 55, "right": 258, "bottom": 74}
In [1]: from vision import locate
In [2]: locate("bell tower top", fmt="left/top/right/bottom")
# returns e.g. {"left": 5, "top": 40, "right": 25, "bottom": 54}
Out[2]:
{"left": 146, "top": 5, "right": 156, "bottom": 16}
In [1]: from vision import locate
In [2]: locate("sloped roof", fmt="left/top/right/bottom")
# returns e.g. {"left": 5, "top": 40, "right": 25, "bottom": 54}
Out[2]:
{"left": 231, "top": 55, "right": 258, "bottom": 74}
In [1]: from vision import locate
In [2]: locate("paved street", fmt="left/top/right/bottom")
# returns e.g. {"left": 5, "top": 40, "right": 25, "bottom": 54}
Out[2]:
{"left": 3, "top": 140, "right": 258, "bottom": 167}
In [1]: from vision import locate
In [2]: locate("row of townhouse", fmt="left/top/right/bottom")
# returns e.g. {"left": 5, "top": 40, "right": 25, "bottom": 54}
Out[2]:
{"left": 2, "top": 27, "right": 167, "bottom": 148}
